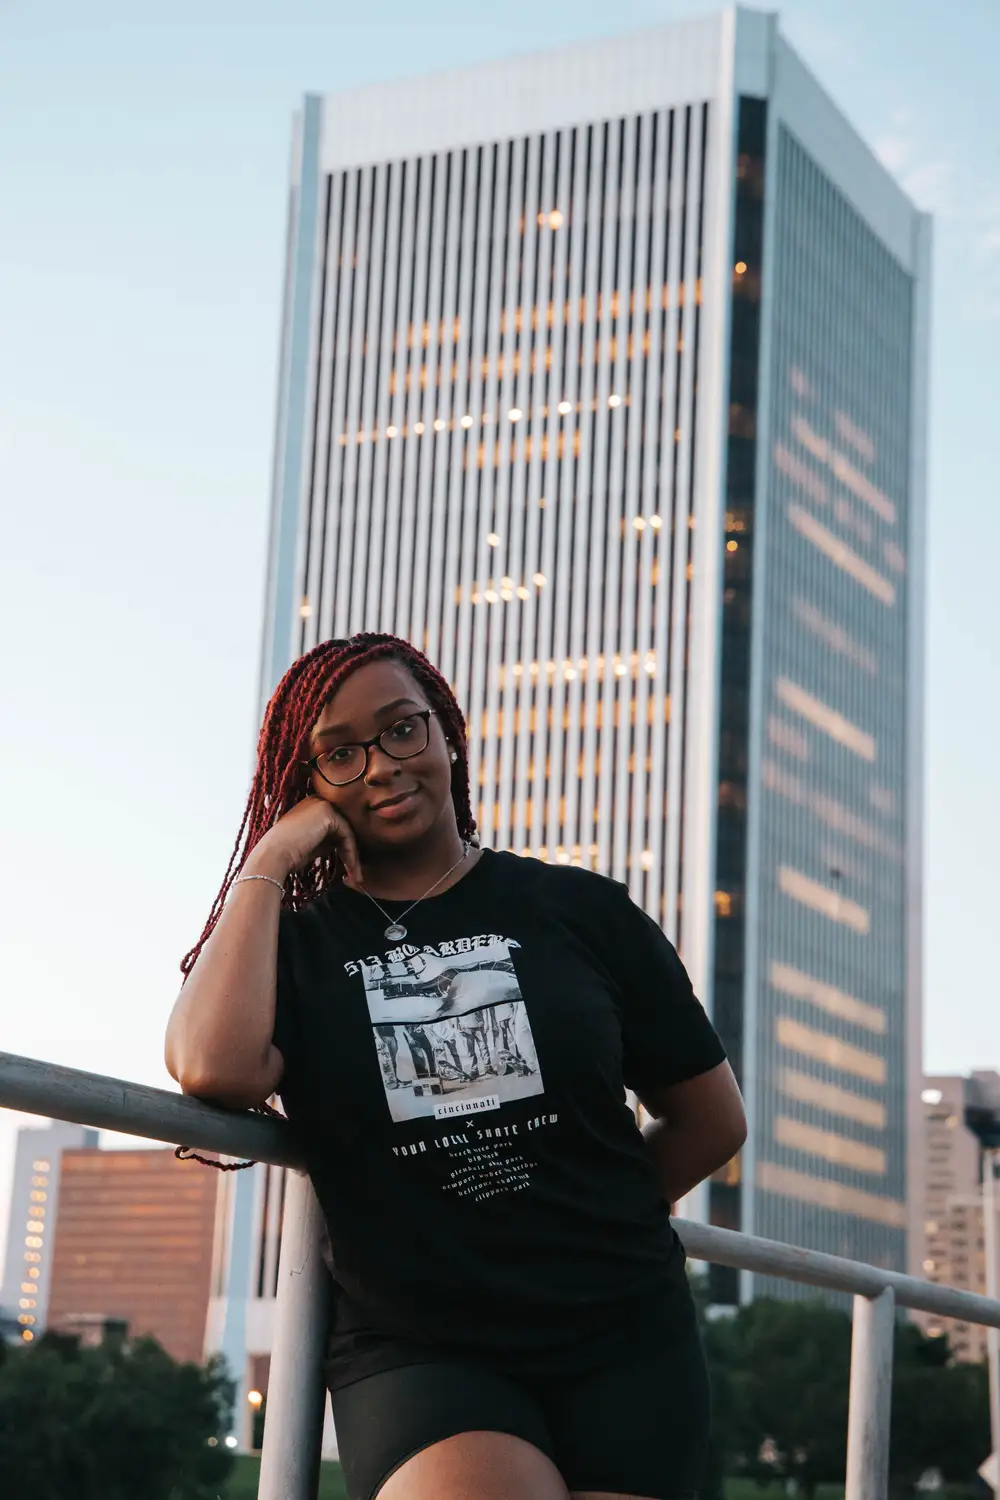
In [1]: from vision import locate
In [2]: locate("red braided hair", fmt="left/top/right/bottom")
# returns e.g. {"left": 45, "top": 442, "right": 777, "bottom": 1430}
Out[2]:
{"left": 180, "top": 632, "right": 476, "bottom": 980}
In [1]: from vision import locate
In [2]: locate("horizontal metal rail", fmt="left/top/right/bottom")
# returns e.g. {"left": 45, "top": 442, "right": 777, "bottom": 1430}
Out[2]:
{"left": 0, "top": 1050, "right": 301, "bottom": 1168}
{"left": 5, "top": 1047, "right": 1000, "bottom": 1500}
{"left": 3, "top": 1049, "right": 998, "bottom": 1328}
{"left": 678, "top": 1218, "right": 1000, "bottom": 1328}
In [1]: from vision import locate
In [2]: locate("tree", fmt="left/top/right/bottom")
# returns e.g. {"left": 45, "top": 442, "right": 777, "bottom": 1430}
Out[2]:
{"left": 890, "top": 1323, "right": 991, "bottom": 1499}
{"left": 697, "top": 1301, "right": 747, "bottom": 1500}
{"left": 0, "top": 1330, "right": 235, "bottom": 1499}
{"left": 720, "top": 1297, "right": 853, "bottom": 1499}
{"left": 692, "top": 1281, "right": 993, "bottom": 1500}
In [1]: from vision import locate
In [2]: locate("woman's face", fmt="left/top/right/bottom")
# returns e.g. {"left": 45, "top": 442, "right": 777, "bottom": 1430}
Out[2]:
{"left": 306, "top": 658, "right": 458, "bottom": 854}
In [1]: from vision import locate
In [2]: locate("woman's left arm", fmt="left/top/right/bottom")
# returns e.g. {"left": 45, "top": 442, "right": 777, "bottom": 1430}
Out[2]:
{"left": 638, "top": 1061, "right": 748, "bottom": 1209}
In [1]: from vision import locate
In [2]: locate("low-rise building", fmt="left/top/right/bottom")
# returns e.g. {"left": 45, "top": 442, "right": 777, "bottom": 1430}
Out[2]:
{"left": 47, "top": 1146, "right": 220, "bottom": 1366}
{"left": 920, "top": 1071, "right": 1000, "bottom": 1361}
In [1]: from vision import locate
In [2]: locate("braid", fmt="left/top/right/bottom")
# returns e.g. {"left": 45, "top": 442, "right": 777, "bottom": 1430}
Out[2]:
{"left": 180, "top": 632, "right": 476, "bottom": 979}
{"left": 175, "top": 633, "right": 476, "bottom": 1174}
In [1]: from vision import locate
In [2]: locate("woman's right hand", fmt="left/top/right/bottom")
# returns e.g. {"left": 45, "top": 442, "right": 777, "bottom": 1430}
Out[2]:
{"left": 243, "top": 796, "right": 361, "bottom": 885}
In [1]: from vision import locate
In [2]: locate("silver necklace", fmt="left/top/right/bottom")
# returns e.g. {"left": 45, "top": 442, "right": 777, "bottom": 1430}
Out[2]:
{"left": 358, "top": 842, "right": 471, "bottom": 941}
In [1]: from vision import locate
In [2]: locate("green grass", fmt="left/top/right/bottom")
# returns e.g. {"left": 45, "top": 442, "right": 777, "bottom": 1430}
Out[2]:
{"left": 724, "top": 1486, "right": 981, "bottom": 1500}
{"left": 724, "top": 1485, "right": 846, "bottom": 1500}
{"left": 224, "top": 1460, "right": 981, "bottom": 1500}
{"left": 224, "top": 1467, "right": 848, "bottom": 1500}
{"left": 222, "top": 1453, "right": 348, "bottom": 1499}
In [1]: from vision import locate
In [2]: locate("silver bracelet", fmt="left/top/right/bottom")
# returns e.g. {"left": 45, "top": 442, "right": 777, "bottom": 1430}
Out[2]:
{"left": 231, "top": 874, "right": 285, "bottom": 896}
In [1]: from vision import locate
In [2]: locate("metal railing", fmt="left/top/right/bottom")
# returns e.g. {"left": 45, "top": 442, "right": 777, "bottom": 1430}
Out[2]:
{"left": 3, "top": 1049, "right": 999, "bottom": 1500}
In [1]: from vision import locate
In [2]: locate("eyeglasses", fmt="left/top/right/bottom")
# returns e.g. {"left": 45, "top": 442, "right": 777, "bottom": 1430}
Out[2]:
{"left": 303, "top": 710, "right": 438, "bottom": 788}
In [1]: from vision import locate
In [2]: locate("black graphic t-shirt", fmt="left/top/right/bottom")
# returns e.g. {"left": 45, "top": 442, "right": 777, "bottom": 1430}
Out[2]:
{"left": 273, "top": 850, "right": 726, "bottom": 1389}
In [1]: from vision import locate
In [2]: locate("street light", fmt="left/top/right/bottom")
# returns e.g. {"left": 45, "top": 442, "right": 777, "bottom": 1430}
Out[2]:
{"left": 964, "top": 1099, "right": 1000, "bottom": 1483}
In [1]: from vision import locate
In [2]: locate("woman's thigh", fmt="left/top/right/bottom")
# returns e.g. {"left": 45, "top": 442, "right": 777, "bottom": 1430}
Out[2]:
{"left": 540, "top": 1318, "right": 712, "bottom": 1500}
{"left": 379, "top": 1430, "right": 571, "bottom": 1500}
{"left": 331, "top": 1359, "right": 568, "bottom": 1500}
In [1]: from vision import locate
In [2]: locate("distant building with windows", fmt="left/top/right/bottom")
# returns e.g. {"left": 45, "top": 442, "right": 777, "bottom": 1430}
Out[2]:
{"left": 0, "top": 1119, "right": 98, "bottom": 1343}
{"left": 919, "top": 1073, "right": 1000, "bottom": 1362}
{"left": 46, "top": 1147, "right": 220, "bottom": 1367}
{"left": 214, "top": 2, "right": 929, "bottom": 1431}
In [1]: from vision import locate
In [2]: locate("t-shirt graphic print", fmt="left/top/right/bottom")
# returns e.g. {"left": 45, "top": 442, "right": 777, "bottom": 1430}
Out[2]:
{"left": 274, "top": 853, "right": 729, "bottom": 1388}
{"left": 357, "top": 937, "right": 544, "bottom": 1124}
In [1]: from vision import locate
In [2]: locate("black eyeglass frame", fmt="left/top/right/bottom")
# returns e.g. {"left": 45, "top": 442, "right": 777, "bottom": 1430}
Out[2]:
{"left": 302, "top": 709, "right": 439, "bottom": 788}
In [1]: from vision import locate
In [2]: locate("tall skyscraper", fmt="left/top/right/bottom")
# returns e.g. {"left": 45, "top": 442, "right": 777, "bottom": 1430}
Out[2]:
{"left": 46, "top": 1147, "right": 220, "bottom": 1366}
{"left": 214, "top": 2, "right": 928, "bottom": 1405}
{"left": 0, "top": 1119, "right": 98, "bottom": 1343}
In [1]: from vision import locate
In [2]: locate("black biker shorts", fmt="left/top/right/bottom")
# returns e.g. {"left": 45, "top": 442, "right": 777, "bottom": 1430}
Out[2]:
{"left": 330, "top": 1316, "right": 711, "bottom": 1500}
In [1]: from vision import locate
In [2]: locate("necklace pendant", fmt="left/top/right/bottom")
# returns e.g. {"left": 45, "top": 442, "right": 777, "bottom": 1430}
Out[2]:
{"left": 384, "top": 922, "right": 407, "bottom": 942}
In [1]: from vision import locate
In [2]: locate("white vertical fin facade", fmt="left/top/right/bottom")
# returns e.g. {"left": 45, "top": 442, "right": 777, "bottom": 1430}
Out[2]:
{"left": 292, "top": 104, "right": 724, "bottom": 968}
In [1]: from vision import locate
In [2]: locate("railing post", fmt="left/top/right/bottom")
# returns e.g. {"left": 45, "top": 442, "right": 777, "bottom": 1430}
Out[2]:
{"left": 257, "top": 1171, "right": 330, "bottom": 1500}
{"left": 845, "top": 1286, "right": 895, "bottom": 1500}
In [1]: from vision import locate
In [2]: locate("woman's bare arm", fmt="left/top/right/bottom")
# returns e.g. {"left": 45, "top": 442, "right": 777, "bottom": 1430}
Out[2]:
{"left": 165, "top": 798, "right": 358, "bottom": 1109}
{"left": 638, "top": 1060, "right": 747, "bottom": 1209}
{"left": 165, "top": 843, "right": 289, "bottom": 1108}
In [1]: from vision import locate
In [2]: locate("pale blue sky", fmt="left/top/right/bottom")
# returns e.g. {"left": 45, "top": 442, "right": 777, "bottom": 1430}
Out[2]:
{"left": 1, "top": 0, "right": 998, "bottom": 1266}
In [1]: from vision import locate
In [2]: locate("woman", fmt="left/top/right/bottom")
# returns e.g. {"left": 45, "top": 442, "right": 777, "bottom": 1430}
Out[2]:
{"left": 166, "top": 631, "right": 747, "bottom": 1500}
